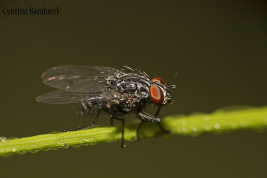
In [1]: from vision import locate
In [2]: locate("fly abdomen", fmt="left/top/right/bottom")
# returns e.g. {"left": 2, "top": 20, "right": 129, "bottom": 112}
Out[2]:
{"left": 80, "top": 97, "right": 107, "bottom": 112}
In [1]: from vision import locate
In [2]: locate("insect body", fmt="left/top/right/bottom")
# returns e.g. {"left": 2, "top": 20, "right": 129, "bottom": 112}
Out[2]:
{"left": 36, "top": 66, "right": 176, "bottom": 147}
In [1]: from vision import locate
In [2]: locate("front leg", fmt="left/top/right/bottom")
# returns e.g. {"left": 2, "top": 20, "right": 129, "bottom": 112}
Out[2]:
{"left": 155, "top": 105, "right": 171, "bottom": 133}
{"left": 136, "top": 111, "right": 160, "bottom": 141}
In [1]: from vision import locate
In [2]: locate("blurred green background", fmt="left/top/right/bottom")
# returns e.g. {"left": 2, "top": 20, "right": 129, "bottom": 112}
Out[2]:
{"left": 0, "top": 0, "right": 267, "bottom": 177}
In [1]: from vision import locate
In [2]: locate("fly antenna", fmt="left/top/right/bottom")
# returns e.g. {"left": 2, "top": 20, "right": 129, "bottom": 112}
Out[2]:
{"left": 169, "top": 70, "right": 178, "bottom": 88}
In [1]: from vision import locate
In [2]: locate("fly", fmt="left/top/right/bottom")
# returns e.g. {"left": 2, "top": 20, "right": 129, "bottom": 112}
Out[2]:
{"left": 36, "top": 66, "right": 176, "bottom": 147}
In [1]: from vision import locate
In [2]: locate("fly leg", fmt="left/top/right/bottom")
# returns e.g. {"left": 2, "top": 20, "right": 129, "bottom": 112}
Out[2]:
{"left": 155, "top": 105, "right": 171, "bottom": 133}
{"left": 136, "top": 111, "right": 160, "bottom": 141}
{"left": 64, "top": 110, "right": 100, "bottom": 132}
{"left": 110, "top": 118, "right": 113, "bottom": 126}
{"left": 136, "top": 120, "right": 143, "bottom": 141}
{"left": 110, "top": 111, "right": 126, "bottom": 148}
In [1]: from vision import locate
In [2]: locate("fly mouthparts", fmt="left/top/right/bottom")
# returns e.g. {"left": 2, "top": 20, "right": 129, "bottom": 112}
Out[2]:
{"left": 169, "top": 85, "right": 176, "bottom": 89}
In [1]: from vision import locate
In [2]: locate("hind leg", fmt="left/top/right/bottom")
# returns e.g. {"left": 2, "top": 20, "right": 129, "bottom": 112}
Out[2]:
{"left": 64, "top": 109, "right": 101, "bottom": 132}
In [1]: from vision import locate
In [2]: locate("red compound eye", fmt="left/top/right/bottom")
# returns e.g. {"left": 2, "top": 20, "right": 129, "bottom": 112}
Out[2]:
{"left": 152, "top": 77, "right": 166, "bottom": 85}
{"left": 150, "top": 85, "right": 164, "bottom": 104}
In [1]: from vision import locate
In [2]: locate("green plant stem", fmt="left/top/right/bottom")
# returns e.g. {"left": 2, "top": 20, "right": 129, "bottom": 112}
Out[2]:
{"left": 1, "top": 106, "right": 267, "bottom": 157}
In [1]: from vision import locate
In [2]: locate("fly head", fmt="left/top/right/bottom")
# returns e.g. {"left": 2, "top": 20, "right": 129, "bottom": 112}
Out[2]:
{"left": 150, "top": 77, "right": 176, "bottom": 105}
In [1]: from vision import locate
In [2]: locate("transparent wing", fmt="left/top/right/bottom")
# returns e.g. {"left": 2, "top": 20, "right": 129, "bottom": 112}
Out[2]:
{"left": 36, "top": 89, "right": 100, "bottom": 104}
{"left": 41, "top": 65, "right": 120, "bottom": 92}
